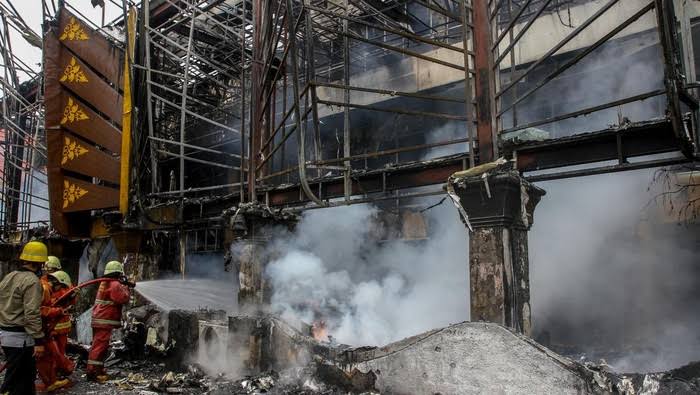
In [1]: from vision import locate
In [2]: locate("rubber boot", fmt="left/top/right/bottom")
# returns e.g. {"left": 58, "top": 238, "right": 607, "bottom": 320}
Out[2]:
{"left": 46, "top": 378, "right": 70, "bottom": 391}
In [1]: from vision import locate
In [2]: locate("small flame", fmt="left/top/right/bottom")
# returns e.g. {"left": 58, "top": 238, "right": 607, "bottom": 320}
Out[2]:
{"left": 312, "top": 320, "right": 329, "bottom": 342}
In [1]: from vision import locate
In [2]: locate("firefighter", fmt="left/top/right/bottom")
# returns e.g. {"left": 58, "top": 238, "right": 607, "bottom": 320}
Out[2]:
{"left": 87, "top": 261, "right": 131, "bottom": 383}
{"left": 36, "top": 272, "right": 70, "bottom": 392}
{"left": 48, "top": 270, "right": 76, "bottom": 377}
{"left": 44, "top": 256, "right": 61, "bottom": 274}
{"left": 0, "top": 241, "right": 47, "bottom": 395}
{"left": 39, "top": 256, "right": 61, "bottom": 291}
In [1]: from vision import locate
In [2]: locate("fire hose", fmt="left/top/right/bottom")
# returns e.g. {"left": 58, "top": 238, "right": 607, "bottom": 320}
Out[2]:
{"left": 51, "top": 276, "right": 135, "bottom": 307}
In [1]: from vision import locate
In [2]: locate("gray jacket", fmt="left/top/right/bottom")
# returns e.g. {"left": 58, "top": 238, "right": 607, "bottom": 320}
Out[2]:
{"left": 0, "top": 269, "right": 45, "bottom": 343}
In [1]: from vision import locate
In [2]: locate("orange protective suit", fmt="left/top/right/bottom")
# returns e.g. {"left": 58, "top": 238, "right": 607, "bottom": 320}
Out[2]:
{"left": 36, "top": 281, "right": 63, "bottom": 388}
{"left": 51, "top": 286, "right": 76, "bottom": 376}
{"left": 87, "top": 279, "right": 130, "bottom": 378}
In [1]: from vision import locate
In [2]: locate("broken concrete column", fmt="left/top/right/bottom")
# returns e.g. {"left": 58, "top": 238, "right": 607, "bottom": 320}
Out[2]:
{"left": 225, "top": 203, "right": 298, "bottom": 313}
{"left": 235, "top": 239, "right": 268, "bottom": 311}
{"left": 228, "top": 315, "right": 316, "bottom": 374}
{"left": 451, "top": 169, "right": 544, "bottom": 335}
{"left": 166, "top": 309, "right": 200, "bottom": 371}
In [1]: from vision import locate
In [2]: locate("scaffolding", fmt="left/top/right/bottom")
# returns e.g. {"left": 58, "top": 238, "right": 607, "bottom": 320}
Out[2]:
{"left": 0, "top": 0, "right": 697, "bottom": 236}
{"left": 133, "top": 0, "right": 697, "bottom": 212}
{"left": 133, "top": 0, "right": 478, "bottom": 211}
{"left": 0, "top": 0, "right": 130, "bottom": 238}
{"left": 0, "top": 1, "right": 48, "bottom": 237}
{"left": 491, "top": 0, "right": 697, "bottom": 180}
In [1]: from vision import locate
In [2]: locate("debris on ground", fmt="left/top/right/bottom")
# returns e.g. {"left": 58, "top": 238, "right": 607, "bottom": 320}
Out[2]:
{"left": 5, "top": 312, "right": 700, "bottom": 395}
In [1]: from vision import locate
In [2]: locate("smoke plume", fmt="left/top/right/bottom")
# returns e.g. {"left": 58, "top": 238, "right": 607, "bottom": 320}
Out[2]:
{"left": 530, "top": 169, "right": 700, "bottom": 373}
{"left": 264, "top": 201, "right": 469, "bottom": 346}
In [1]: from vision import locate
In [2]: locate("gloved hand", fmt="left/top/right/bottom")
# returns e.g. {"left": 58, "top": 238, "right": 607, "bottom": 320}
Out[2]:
{"left": 41, "top": 306, "right": 63, "bottom": 318}
{"left": 33, "top": 345, "right": 45, "bottom": 358}
{"left": 119, "top": 276, "right": 136, "bottom": 288}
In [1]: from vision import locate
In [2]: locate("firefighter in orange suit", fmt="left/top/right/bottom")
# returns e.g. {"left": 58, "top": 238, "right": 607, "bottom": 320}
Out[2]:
{"left": 48, "top": 270, "right": 76, "bottom": 377}
{"left": 36, "top": 271, "right": 71, "bottom": 392}
{"left": 39, "top": 256, "right": 61, "bottom": 292}
{"left": 87, "top": 261, "right": 131, "bottom": 383}
{"left": 39, "top": 256, "right": 75, "bottom": 375}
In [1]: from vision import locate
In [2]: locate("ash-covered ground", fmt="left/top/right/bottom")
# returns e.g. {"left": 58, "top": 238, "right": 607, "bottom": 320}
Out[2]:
{"left": 0, "top": 352, "right": 376, "bottom": 394}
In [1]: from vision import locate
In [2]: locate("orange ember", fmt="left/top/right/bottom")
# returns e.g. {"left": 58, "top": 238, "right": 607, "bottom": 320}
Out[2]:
{"left": 312, "top": 320, "right": 329, "bottom": 342}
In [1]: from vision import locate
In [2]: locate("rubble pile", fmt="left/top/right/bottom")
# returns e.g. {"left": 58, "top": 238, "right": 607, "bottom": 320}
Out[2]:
{"left": 16, "top": 307, "right": 699, "bottom": 394}
{"left": 209, "top": 367, "right": 380, "bottom": 395}
{"left": 54, "top": 360, "right": 379, "bottom": 394}
{"left": 225, "top": 315, "right": 700, "bottom": 394}
{"left": 579, "top": 360, "right": 700, "bottom": 394}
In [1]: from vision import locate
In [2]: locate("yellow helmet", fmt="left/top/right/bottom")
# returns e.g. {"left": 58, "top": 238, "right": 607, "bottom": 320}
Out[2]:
{"left": 104, "top": 260, "right": 124, "bottom": 276}
{"left": 45, "top": 256, "right": 62, "bottom": 271}
{"left": 19, "top": 241, "right": 48, "bottom": 263}
{"left": 49, "top": 271, "right": 72, "bottom": 288}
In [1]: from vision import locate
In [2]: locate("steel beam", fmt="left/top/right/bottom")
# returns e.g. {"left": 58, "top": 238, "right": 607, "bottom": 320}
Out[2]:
{"left": 510, "top": 119, "right": 681, "bottom": 172}
{"left": 262, "top": 156, "right": 467, "bottom": 206}
{"left": 473, "top": 0, "right": 496, "bottom": 163}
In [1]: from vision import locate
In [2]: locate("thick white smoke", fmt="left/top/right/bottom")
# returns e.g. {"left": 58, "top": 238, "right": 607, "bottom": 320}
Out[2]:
{"left": 530, "top": 169, "right": 700, "bottom": 373}
{"left": 264, "top": 167, "right": 699, "bottom": 372}
{"left": 265, "top": 201, "right": 469, "bottom": 346}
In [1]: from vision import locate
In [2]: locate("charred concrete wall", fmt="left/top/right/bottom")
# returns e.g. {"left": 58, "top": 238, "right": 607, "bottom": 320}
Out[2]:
{"left": 227, "top": 315, "right": 316, "bottom": 374}
{"left": 224, "top": 315, "right": 592, "bottom": 394}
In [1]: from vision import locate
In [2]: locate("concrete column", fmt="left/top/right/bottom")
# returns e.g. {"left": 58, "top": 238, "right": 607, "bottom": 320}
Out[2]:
{"left": 226, "top": 205, "right": 298, "bottom": 313}
{"left": 235, "top": 238, "right": 268, "bottom": 311}
{"left": 452, "top": 170, "right": 544, "bottom": 335}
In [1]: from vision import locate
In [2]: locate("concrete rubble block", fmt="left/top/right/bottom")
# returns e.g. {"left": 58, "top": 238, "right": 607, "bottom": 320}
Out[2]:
{"left": 226, "top": 315, "right": 600, "bottom": 394}
{"left": 314, "top": 362, "right": 377, "bottom": 393}
{"left": 228, "top": 315, "right": 323, "bottom": 374}
{"left": 123, "top": 304, "right": 166, "bottom": 356}
{"left": 166, "top": 309, "right": 200, "bottom": 371}
{"left": 228, "top": 315, "right": 260, "bottom": 374}
{"left": 341, "top": 322, "right": 588, "bottom": 394}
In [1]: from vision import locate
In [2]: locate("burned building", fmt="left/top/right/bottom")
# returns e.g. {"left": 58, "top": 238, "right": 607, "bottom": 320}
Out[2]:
{"left": 1, "top": 0, "right": 700, "bottom": 392}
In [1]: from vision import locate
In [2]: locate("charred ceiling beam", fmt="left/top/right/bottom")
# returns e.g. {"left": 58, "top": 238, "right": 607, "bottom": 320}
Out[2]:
{"left": 259, "top": 155, "right": 468, "bottom": 206}
{"left": 524, "top": 156, "right": 691, "bottom": 182}
{"left": 507, "top": 118, "right": 683, "bottom": 172}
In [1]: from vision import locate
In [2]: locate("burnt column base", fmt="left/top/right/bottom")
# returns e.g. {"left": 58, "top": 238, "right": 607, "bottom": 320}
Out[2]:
{"left": 225, "top": 205, "right": 298, "bottom": 314}
{"left": 451, "top": 169, "right": 544, "bottom": 335}
{"left": 235, "top": 240, "right": 268, "bottom": 312}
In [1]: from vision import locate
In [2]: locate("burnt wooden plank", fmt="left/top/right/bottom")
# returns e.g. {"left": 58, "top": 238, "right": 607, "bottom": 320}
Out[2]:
{"left": 59, "top": 176, "right": 119, "bottom": 213}
{"left": 57, "top": 49, "right": 123, "bottom": 124}
{"left": 57, "top": 9, "right": 124, "bottom": 87}
{"left": 44, "top": 91, "right": 121, "bottom": 154}
{"left": 47, "top": 130, "right": 120, "bottom": 184}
